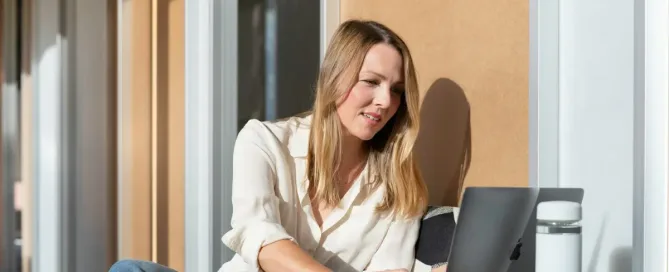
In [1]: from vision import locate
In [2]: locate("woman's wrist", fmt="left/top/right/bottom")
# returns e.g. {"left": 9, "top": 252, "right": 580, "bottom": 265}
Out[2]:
{"left": 258, "top": 240, "right": 331, "bottom": 272}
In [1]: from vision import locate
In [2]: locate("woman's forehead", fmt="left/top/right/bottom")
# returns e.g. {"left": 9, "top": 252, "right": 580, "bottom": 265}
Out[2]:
{"left": 358, "top": 44, "right": 404, "bottom": 82}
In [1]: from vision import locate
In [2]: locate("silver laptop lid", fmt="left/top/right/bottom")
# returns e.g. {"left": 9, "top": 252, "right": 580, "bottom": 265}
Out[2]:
{"left": 447, "top": 187, "right": 540, "bottom": 272}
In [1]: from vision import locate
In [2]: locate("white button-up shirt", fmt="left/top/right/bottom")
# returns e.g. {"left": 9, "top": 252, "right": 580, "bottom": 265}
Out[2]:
{"left": 219, "top": 115, "right": 420, "bottom": 272}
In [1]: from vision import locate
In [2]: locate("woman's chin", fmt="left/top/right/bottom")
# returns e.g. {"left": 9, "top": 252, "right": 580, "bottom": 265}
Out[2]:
{"left": 351, "top": 131, "right": 377, "bottom": 141}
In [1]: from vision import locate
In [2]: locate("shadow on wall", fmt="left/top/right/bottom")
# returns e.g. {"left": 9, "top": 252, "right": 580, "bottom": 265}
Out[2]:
{"left": 415, "top": 78, "right": 472, "bottom": 207}
{"left": 608, "top": 247, "right": 632, "bottom": 272}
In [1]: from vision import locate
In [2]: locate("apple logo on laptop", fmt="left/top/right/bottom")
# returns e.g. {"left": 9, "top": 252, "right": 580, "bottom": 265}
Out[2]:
{"left": 509, "top": 238, "right": 523, "bottom": 261}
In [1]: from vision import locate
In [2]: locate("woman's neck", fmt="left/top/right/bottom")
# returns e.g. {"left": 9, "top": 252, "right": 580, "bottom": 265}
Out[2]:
{"left": 336, "top": 134, "right": 368, "bottom": 187}
{"left": 340, "top": 134, "right": 367, "bottom": 163}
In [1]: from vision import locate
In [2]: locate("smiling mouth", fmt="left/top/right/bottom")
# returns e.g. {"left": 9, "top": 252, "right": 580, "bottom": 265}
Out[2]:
{"left": 362, "top": 113, "right": 381, "bottom": 122}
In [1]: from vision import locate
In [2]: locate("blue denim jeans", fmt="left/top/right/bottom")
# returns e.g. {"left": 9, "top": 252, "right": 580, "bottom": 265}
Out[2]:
{"left": 109, "top": 260, "right": 178, "bottom": 272}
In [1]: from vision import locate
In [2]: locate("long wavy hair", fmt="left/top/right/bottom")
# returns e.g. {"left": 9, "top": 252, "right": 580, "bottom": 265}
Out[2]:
{"left": 306, "top": 19, "right": 427, "bottom": 218}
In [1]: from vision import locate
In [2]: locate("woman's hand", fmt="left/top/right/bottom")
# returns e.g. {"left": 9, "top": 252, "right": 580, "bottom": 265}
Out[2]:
{"left": 431, "top": 265, "right": 447, "bottom": 272}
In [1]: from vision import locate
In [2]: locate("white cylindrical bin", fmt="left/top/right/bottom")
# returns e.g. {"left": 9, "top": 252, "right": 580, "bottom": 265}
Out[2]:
{"left": 535, "top": 201, "right": 582, "bottom": 272}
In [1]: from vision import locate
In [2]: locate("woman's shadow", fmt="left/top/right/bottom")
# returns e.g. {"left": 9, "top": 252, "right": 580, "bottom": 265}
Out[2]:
{"left": 415, "top": 78, "right": 472, "bottom": 207}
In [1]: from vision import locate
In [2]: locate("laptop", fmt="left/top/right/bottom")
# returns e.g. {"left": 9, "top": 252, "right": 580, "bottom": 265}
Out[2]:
{"left": 445, "top": 187, "right": 584, "bottom": 272}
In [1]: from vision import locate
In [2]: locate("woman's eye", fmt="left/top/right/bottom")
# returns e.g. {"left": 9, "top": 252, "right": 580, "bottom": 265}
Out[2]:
{"left": 362, "top": 79, "right": 378, "bottom": 86}
{"left": 392, "top": 87, "right": 404, "bottom": 94}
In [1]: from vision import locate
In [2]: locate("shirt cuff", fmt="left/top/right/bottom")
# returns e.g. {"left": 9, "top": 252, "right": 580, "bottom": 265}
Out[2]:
{"left": 222, "top": 221, "right": 296, "bottom": 270}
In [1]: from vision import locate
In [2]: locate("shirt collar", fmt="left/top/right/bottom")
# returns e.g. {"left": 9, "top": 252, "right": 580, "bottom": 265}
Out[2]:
{"left": 289, "top": 114, "right": 373, "bottom": 185}
{"left": 287, "top": 114, "right": 312, "bottom": 158}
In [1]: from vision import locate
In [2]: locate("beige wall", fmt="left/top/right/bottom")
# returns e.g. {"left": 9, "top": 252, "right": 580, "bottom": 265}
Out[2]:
{"left": 118, "top": 0, "right": 153, "bottom": 262}
{"left": 118, "top": 0, "right": 184, "bottom": 269}
{"left": 154, "top": 0, "right": 185, "bottom": 269}
{"left": 341, "top": 0, "right": 529, "bottom": 206}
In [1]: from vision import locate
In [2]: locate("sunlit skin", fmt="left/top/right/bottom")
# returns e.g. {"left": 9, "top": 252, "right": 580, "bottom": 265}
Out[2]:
{"left": 336, "top": 43, "right": 404, "bottom": 143}
{"left": 311, "top": 43, "right": 404, "bottom": 229}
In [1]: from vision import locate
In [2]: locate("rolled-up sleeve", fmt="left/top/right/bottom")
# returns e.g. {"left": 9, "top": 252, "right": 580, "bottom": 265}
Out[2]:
{"left": 364, "top": 217, "right": 421, "bottom": 271}
{"left": 221, "top": 120, "right": 295, "bottom": 270}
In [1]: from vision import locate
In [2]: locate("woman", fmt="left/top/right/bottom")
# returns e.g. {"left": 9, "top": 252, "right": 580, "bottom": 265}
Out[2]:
{"left": 111, "top": 19, "right": 433, "bottom": 272}
{"left": 221, "top": 19, "right": 426, "bottom": 272}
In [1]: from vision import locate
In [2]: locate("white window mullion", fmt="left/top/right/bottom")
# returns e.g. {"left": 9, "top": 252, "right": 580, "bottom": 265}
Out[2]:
{"left": 184, "top": 0, "right": 218, "bottom": 270}
{"left": 32, "top": 0, "right": 64, "bottom": 271}
{"left": 641, "top": 0, "right": 669, "bottom": 270}
{"left": 319, "top": 0, "right": 339, "bottom": 62}
{"left": 529, "top": 0, "right": 560, "bottom": 188}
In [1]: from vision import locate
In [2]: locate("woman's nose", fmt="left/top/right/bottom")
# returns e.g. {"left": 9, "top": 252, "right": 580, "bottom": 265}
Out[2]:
{"left": 374, "top": 87, "right": 393, "bottom": 108}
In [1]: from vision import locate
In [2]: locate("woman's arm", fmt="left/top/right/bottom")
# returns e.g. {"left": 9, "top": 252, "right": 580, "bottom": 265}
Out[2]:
{"left": 258, "top": 240, "right": 332, "bottom": 272}
{"left": 221, "top": 120, "right": 330, "bottom": 272}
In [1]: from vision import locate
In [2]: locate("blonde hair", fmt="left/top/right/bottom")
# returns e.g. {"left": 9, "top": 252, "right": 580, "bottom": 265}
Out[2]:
{"left": 306, "top": 20, "right": 427, "bottom": 218}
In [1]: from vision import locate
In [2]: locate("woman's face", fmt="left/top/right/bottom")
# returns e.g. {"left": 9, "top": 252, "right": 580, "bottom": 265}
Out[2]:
{"left": 336, "top": 43, "right": 404, "bottom": 141}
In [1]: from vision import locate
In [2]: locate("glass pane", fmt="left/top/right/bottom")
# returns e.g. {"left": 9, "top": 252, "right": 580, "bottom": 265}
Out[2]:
{"left": 237, "top": 0, "right": 320, "bottom": 129}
